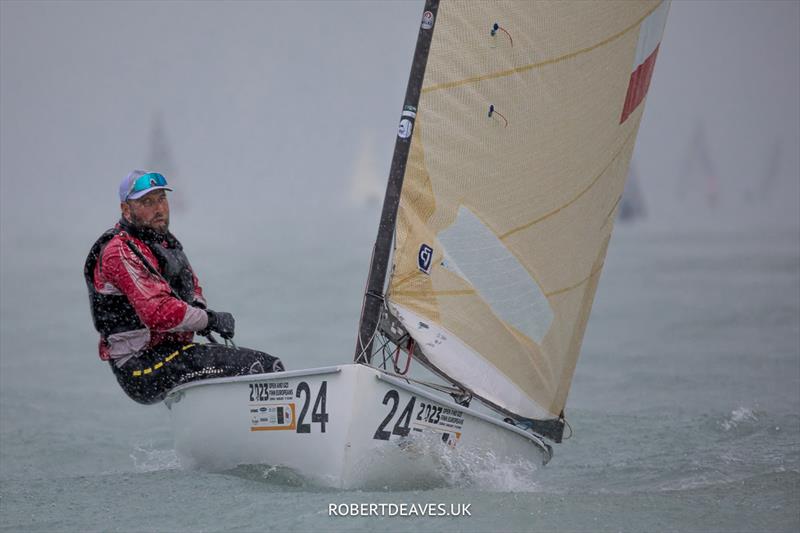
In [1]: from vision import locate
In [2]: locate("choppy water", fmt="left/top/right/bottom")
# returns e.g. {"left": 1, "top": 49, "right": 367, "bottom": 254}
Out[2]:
{"left": 1, "top": 216, "right": 798, "bottom": 532}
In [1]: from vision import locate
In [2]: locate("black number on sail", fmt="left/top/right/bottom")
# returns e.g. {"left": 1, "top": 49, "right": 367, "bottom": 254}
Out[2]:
{"left": 373, "top": 390, "right": 399, "bottom": 440}
{"left": 296, "top": 382, "right": 311, "bottom": 433}
{"left": 392, "top": 396, "right": 415, "bottom": 437}
{"left": 311, "top": 381, "right": 328, "bottom": 433}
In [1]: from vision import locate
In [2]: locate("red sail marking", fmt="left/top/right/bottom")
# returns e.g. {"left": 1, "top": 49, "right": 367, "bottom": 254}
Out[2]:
{"left": 620, "top": 44, "right": 660, "bottom": 124}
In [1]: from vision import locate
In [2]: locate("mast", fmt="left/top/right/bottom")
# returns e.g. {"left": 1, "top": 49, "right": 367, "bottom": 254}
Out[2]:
{"left": 354, "top": 0, "right": 440, "bottom": 364}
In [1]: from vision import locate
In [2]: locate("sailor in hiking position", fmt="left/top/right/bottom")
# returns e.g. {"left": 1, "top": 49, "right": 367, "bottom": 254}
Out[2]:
{"left": 85, "top": 170, "right": 283, "bottom": 404}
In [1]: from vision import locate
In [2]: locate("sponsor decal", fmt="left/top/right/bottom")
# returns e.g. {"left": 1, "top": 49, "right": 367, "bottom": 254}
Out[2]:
{"left": 398, "top": 118, "right": 413, "bottom": 139}
{"left": 248, "top": 380, "right": 329, "bottom": 434}
{"left": 398, "top": 106, "right": 417, "bottom": 140}
{"left": 441, "top": 431, "right": 462, "bottom": 448}
{"left": 421, "top": 10, "right": 434, "bottom": 30}
{"left": 418, "top": 244, "right": 433, "bottom": 274}
{"left": 250, "top": 403, "right": 296, "bottom": 431}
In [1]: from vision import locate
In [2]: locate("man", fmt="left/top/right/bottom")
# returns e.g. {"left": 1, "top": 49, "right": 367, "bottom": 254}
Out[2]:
{"left": 84, "top": 170, "right": 283, "bottom": 404}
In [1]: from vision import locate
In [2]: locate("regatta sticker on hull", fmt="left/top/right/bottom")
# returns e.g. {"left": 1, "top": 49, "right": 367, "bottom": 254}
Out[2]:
{"left": 249, "top": 381, "right": 294, "bottom": 402}
{"left": 250, "top": 404, "right": 297, "bottom": 431}
{"left": 248, "top": 380, "right": 329, "bottom": 434}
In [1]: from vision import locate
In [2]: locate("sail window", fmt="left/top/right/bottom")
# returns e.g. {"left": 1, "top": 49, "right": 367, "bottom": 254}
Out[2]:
{"left": 438, "top": 206, "right": 553, "bottom": 344}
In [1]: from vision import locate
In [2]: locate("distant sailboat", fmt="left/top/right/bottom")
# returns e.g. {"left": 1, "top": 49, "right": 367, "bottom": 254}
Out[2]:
{"left": 347, "top": 131, "right": 384, "bottom": 208}
{"left": 147, "top": 112, "right": 185, "bottom": 211}
{"left": 618, "top": 162, "right": 647, "bottom": 222}
{"left": 678, "top": 120, "right": 719, "bottom": 208}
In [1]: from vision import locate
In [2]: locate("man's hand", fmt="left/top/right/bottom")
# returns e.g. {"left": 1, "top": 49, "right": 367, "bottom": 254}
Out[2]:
{"left": 200, "top": 309, "right": 235, "bottom": 339}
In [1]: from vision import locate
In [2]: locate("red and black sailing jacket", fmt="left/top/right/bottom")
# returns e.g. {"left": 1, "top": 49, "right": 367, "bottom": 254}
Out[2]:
{"left": 84, "top": 219, "right": 207, "bottom": 361}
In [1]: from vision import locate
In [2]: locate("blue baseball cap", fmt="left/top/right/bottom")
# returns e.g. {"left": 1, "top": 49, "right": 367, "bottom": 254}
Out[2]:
{"left": 119, "top": 170, "right": 173, "bottom": 202}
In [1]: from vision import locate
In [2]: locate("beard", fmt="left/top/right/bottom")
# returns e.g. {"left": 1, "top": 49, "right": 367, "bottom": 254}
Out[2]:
{"left": 129, "top": 211, "right": 169, "bottom": 235}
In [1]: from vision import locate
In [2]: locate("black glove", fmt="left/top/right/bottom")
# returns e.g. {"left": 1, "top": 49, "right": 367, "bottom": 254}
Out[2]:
{"left": 200, "top": 309, "right": 235, "bottom": 339}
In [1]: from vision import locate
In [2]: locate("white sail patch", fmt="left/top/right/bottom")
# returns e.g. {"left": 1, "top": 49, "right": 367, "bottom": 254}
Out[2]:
{"left": 634, "top": 0, "right": 670, "bottom": 66}
{"left": 438, "top": 206, "right": 553, "bottom": 344}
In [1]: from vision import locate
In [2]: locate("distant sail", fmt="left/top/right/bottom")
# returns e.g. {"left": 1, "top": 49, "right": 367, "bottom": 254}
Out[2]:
{"left": 679, "top": 120, "right": 718, "bottom": 208}
{"left": 379, "top": 1, "right": 669, "bottom": 421}
{"left": 348, "top": 131, "right": 384, "bottom": 208}
{"left": 618, "top": 162, "right": 647, "bottom": 222}
{"left": 146, "top": 111, "right": 185, "bottom": 211}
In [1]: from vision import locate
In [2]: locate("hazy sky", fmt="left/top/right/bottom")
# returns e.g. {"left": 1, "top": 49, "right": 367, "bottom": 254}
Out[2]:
{"left": 1, "top": 0, "right": 798, "bottom": 249}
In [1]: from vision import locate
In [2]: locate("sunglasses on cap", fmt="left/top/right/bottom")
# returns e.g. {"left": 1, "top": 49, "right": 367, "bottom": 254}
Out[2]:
{"left": 127, "top": 172, "right": 169, "bottom": 200}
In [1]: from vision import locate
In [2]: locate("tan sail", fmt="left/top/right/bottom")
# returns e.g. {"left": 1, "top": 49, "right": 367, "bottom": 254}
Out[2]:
{"left": 386, "top": 0, "right": 669, "bottom": 420}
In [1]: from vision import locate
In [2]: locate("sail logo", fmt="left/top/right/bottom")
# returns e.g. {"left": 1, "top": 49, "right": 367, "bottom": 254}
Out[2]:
{"left": 398, "top": 106, "right": 416, "bottom": 140}
{"left": 421, "top": 11, "right": 434, "bottom": 30}
{"left": 398, "top": 118, "right": 413, "bottom": 139}
{"left": 418, "top": 244, "right": 433, "bottom": 274}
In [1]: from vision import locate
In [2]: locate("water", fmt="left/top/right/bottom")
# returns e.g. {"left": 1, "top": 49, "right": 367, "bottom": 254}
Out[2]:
{"left": 1, "top": 216, "right": 798, "bottom": 532}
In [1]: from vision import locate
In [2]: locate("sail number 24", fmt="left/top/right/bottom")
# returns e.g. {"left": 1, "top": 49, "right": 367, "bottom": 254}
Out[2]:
{"left": 373, "top": 390, "right": 446, "bottom": 440}
{"left": 295, "top": 381, "right": 328, "bottom": 433}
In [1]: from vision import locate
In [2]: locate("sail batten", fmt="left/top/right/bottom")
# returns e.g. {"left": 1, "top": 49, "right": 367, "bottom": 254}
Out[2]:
{"left": 362, "top": 1, "right": 669, "bottom": 430}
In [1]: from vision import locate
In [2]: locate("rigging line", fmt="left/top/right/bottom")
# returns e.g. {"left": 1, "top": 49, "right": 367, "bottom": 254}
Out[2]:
{"left": 499, "top": 127, "right": 639, "bottom": 241}
{"left": 354, "top": 325, "right": 379, "bottom": 364}
{"left": 381, "top": 370, "right": 466, "bottom": 396}
{"left": 355, "top": 296, "right": 392, "bottom": 364}
{"left": 422, "top": 2, "right": 661, "bottom": 94}
{"left": 380, "top": 332, "right": 407, "bottom": 370}
{"left": 393, "top": 337, "right": 414, "bottom": 375}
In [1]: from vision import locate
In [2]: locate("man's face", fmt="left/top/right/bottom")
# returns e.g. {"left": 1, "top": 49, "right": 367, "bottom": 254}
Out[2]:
{"left": 121, "top": 190, "right": 170, "bottom": 234}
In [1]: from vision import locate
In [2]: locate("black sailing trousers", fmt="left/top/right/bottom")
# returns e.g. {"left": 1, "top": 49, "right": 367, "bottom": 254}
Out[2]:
{"left": 110, "top": 341, "right": 284, "bottom": 405}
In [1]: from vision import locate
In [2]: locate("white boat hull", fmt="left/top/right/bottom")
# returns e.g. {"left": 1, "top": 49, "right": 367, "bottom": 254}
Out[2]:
{"left": 165, "top": 363, "right": 551, "bottom": 489}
